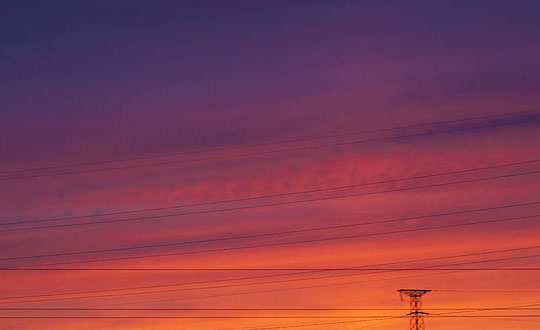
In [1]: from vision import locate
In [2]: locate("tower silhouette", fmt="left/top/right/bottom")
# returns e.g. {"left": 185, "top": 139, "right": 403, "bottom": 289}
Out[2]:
{"left": 397, "top": 289, "right": 431, "bottom": 330}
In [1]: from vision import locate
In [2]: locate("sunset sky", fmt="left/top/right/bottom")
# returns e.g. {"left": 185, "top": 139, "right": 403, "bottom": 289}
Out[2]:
{"left": 2, "top": 1, "right": 540, "bottom": 330}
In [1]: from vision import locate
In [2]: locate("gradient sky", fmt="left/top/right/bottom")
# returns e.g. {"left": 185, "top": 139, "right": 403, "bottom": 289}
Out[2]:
{"left": 1, "top": 1, "right": 540, "bottom": 330}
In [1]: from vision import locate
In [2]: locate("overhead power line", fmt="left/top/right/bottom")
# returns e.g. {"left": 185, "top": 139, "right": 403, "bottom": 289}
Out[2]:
{"left": 439, "top": 289, "right": 540, "bottom": 293}
{"left": 11, "top": 302, "right": 540, "bottom": 329}
{"left": 0, "top": 316, "right": 403, "bottom": 319}
{"left": 4, "top": 267, "right": 540, "bottom": 272}
{"left": 54, "top": 259, "right": 540, "bottom": 313}
{"left": 6, "top": 261, "right": 539, "bottom": 306}
{"left": 4, "top": 267, "right": 540, "bottom": 273}
{"left": 2, "top": 315, "right": 540, "bottom": 319}
{"left": 2, "top": 111, "right": 538, "bottom": 181}
{"left": 224, "top": 301, "right": 540, "bottom": 330}
{"left": 2, "top": 247, "right": 539, "bottom": 304}
{"left": 2, "top": 307, "right": 540, "bottom": 311}
{"left": 2, "top": 199, "right": 539, "bottom": 264}
{"left": 456, "top": 317, "right": 540, "bottom": 324}
{"left": 7, "top": 211, "right": 540, "bottom": 269}
{"left": 3, "top": 158, "right": 540, "bottom": 228}
{"left": 4, "top": 162, "right": 540, "bottom": 233}
{"left": 432, "top": 315, "right": 540, "bottom": 318}
{"left": 217, "top": 317, "right": 405, "bottom": 330}
{"left": 2, "top": 110, "right": 533, "bottom": 176}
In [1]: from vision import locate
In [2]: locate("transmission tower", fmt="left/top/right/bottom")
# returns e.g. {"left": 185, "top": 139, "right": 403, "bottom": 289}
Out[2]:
{"left": 397, "top": 289, "right": 431, "bottom": 330}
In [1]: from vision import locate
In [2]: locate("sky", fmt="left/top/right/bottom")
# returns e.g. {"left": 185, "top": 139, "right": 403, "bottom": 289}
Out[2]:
{"left": 1, "top": 1, "right": 540, "bottom": 329}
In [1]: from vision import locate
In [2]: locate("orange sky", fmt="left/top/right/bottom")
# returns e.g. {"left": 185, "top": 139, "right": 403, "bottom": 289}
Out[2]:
{"left": 2, "top": 2, "right": 540, "bottom": 329}
{"left": 2, "top": 120, "right": 540, "bottom": 329}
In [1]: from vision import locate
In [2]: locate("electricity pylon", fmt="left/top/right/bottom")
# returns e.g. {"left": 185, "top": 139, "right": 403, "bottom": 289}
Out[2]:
{"left": 397, "top": 289, "right": 431, "bottom": 330}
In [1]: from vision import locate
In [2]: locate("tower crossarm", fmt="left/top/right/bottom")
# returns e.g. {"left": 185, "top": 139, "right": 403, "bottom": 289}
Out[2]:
{"left": 397, "top": 289, "right": 431, "bottom": 330}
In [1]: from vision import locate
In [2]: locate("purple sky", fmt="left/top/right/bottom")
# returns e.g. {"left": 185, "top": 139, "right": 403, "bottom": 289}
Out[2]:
{"left": 1, "top": 2, "right": 540, "bottom": 330}
{"left": 2, "top": 1, "right": 540, "bottom": 165}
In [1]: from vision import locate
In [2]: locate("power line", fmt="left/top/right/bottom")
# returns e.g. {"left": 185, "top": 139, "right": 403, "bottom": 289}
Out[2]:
{"left": 8, "top": 212, "right": 540, "bottom": 269}
{"left": 4, "top": 164, "right": 540, "bottom": 233}
{"left": 2, "top": 307, "right": 540, "bottom": 311}
{"left": 402, "top": 298, "right": 540, "bottom": 330}
{"left": 0, "top": 316, "right": 403, "bottom": 319}
{"left": 3, "top": 158, "right": 538, "bottom": 229}
{"left": 63, "top": 259, "right": 540, "bottom": 312}
{"left": 5, "top": 268, "right": 540, "bottom": 272}
{"left": 430, "top": 302, "right": 540, "bottom": 316}
{"left": 3, "top": 249, "right": 539, "bottom": 304}
{"left": 455, "top": 317, "right": 540, "bottom": 324}
{"left": 9, "top": 262, "right": 538, "bottom": 306}
{"left": 2, "top": 315, "right": 540, "bottom": 319}
{"left": 2, "top": 199, "right": 539, "bottom": 264}
{"left": 2, "top": 111, "right": 537, "bottom": 178}
{"left": 220, "top": 317, "right": 404, "bottom": 330}
{"left": 4, "top": 111, "right": 531, "bottom": 176}
{"left": 439, "top": 289, "right": 540, "bottom": 293}
{"left": 8, "top": 303, "right": 540, "bottom": 328}
{"left": 62, "top": 264, "right": 540, "bottom": 318}
{"left": 218, "top": 317, "right": 405, "bottom": 330}
{"left": 2, "top": 111, "right": 539, "bottom": 182}
{"left": 431, "top": 315, "right": 540, "bottom": 318}
{"left": 219, "top": 304, "right": 540, "bottom": 330}
{"left": 2, "top": 114, "right": 539, "bottom": 326}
